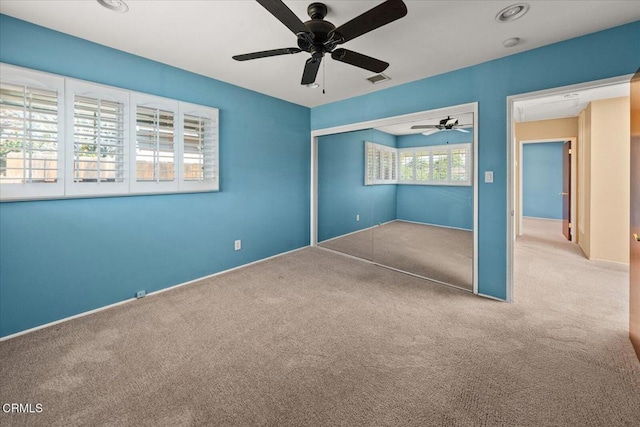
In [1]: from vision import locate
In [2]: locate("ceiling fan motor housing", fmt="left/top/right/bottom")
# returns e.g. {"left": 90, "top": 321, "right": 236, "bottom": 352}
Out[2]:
{"left": 307, "top": 2, "right": 328, "bottom": 19}
{"left": 298, "top": 3, "right": 337, "bottom": 54}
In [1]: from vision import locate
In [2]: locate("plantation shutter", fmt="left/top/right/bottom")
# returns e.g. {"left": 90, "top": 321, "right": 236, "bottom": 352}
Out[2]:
{"left": 136, "top": 106, "right": 175, "bottom": 182}
{"left": 431, "top": 148, "right": 449, "bottom": 182}
{"left": 0, "top": 83, "right": 59, "bottom": 184}
{"left": 73, "top": 95, "right": 125, "bottom": 183}
{"left": 390, "top": 151, "right": 397, "bottom": 180}
{"left": 183, "top": 114, "right": 217, "bottom": 182}
{"left": 364, "top": 142, "right": 398, "bottom": 185}
{"left": 415, "top": 149, "right": 430, "bottom": 182}
{"left": 450, "top": 144, "right": 471, "bottom": 183}
{"left": 365, "top": 142, "right": 374, "bottom": 185}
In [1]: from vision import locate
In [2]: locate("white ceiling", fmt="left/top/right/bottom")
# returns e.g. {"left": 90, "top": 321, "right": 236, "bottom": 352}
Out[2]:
{"left": 1, "top": 1, "right": 638, "bottom": 108}
{"left": 514, "top": 82, "right": 630, "bottom": 122}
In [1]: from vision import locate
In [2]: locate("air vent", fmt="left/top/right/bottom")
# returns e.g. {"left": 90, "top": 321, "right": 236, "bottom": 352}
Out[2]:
{"left": 367, "top": 73, "right": 390, "bottom": 84}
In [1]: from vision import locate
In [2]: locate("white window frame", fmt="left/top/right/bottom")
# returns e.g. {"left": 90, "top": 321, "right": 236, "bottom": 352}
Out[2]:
{"left": 365, "top": 141, "right": 397, "bottom": 185}
{"left": 0, "top": 64, "right": 65, "bottom": 200}
{"left": 65, "top": 79, "right": 129, "bottom": 197}
{"left": 398, "top": 143, "right": 472, "bottom": 186}
{"left": 0, "top": 63, "right": 220, "bottom": 202}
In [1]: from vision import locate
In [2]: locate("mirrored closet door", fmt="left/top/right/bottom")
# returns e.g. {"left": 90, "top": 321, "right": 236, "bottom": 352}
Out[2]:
{"left": 317, "top": 105, "right": 476, "bottom": 291}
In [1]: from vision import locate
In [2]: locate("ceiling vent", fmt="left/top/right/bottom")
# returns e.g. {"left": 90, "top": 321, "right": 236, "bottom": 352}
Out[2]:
{"left": 367, "top": 73, "right": 391, "bottom": 84}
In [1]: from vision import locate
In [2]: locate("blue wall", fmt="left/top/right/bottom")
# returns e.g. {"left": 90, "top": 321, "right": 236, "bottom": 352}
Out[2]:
{"left": 523, "top": 142, "right": 564, "bottom": 219}
{"left": 0, "top": 15, "right": 311, "bottom": 337}
{"left": 1, "top": 16, "right": 638, "bottom": 335}
{"left": 396, "top": 131, "right": 473, "bottom": 230}
{"left": 318, "top": 129, "right": 396, "bottom": 241}
{"left": 311, "top": 21, "right": 640, "bottom": 299}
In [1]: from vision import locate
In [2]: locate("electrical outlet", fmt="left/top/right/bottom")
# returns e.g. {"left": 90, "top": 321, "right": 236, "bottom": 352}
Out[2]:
{"left": 356, "top": 214, "right": 360, "bottom": 222}
{"left": 234, "top": 240, "right": 242, "bottom": 251}
{"left": 136, "top": 290, "right": 146, "bottom": 299}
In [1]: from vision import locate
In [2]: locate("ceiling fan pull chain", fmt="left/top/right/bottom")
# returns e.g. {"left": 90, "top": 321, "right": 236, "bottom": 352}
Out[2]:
{"left": 322, "top": 59, "right": 326, "bottom": 94}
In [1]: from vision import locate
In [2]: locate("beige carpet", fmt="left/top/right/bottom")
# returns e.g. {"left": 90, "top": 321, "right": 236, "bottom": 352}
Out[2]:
{"left": 1, "top": 218, "right": 639, "bottom": 426}
{"left": 319, "top": 221, "right": 473, "bottom": 290}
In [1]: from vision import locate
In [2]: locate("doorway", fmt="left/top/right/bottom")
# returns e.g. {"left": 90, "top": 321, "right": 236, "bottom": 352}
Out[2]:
{"left": 507, "top": 75, "right": 632, "bottom": 302}
{"left": 517, "top": 138, "right": 576, "bottom": 242}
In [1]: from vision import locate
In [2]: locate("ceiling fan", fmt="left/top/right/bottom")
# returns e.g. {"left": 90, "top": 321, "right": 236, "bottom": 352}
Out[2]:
{"left": 411, "top": 116, "right": 473, "bottom": 135}
{"left": 232, "top": 0, "right": 408, "bottom": 85}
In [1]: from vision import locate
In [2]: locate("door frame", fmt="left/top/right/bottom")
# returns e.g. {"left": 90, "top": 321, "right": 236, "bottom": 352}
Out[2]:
{"left": 506, "top": 74, "right": 633, "bottom": 303}
{"left": 310, "top": 102, "right": 479, "bottom": 294}
{"left": 517, "top": 138, "right": 577, "bottom": 241}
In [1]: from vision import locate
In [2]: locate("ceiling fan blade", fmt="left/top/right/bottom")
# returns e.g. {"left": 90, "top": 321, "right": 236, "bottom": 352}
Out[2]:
{"left": 233, "top": 47, "right": 302, "bottom": 61}
{"left": 301, "top": 55, "right": 322, "bottom": 85}
{"left": 331, "top": 49, "right": 389, "bottom": 73}
{"left": 454, "top": 128, "right": 470, "bottom": 133}
{"left": 421, "top": 129, "right": 440, "bottom": 136}
{"left": 411, "top": 125, "right": 438, "bottom": 130}
{"left": 256, "top": 0, "right": 313, "bottom": 41}
{"left": 330, "top": 0, "right": 408, "bottom": 44}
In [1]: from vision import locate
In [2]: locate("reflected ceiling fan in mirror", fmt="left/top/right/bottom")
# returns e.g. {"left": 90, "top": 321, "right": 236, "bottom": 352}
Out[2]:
{"left": 411, "top": 116, "right": 473, "bottom": 136}
{"left": 232, "top": 0, "right": 408, "bottom": 85}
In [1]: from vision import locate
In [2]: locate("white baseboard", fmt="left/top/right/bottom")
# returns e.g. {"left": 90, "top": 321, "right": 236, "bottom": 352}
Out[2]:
{"left": 0, "top": 245, "right": 309, "bottom": 342}
{"left": 478, "top": 293, "right": 508, "bottom": 302}
{"left": 396, "top": 219, "right": 472, "bottom": 232}
{"left": 317, "top": 219, "right": 396, "bottom": 244}
{"left": 522, "top": 216, "right": 562, "bottom": 222}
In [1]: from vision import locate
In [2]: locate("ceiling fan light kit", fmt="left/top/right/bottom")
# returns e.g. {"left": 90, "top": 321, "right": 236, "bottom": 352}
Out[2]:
{"left": 233, "top": 0, "right": 408, "bottom": 85}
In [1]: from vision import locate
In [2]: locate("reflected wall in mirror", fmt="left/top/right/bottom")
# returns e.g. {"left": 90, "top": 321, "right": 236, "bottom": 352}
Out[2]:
{"left": 317, "top": 105, "right": 476, "bottom": 292}
{"left": 317, "top": 129, "right": 394, "bottom": 261}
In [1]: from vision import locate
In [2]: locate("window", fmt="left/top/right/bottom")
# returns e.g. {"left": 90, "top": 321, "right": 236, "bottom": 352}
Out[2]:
{"left": 415, "top": 150, "right": 430, "bottom": 182}
{"left": 0, "top": 63, "right": 219, "bottom": 201}
{"left": 0, "top": 65, "right": 65, "bottom": 200}
{"left": 135, "top": 106, "right": 174, "bottom": 182}
{"left": 73, "top": 96, "right": 125, "bottom": 183}
{"left": 131, "top": 94, "right": 178, "bottom": 193}
{"left": 66, "top": 80, "right": 129, "bottom": 196}
{"left": 365, "top": 142, "right": 471, "bottom": 186}
{"left": 180, "top": 103, "right": 219, "bottom": 192}
{"left": 365, "top": 141, "right": 397, "bottom": 185}
{"left": 1, "top": 84, "right": 59, "bottom": 183}
{"left": 398, "top": 143, "right": 471, "bottom": 186}
{"left": 399, "top": 151, "right": 414, "bottom": 181}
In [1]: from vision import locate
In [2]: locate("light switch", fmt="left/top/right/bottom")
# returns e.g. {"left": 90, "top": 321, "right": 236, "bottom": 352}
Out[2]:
{"left": 485, "top": 171, "right": 494, "bottom": 183}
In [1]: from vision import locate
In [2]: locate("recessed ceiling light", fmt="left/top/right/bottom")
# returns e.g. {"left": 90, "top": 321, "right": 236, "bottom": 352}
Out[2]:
{"left": 503, "top": 37, "right": 521, "bottom": 48}
{"left": 496, "top": 3, "right": 530, "bottom": 22}
{"left": 97, "top": 0, "right": 129, "bottom": 13}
